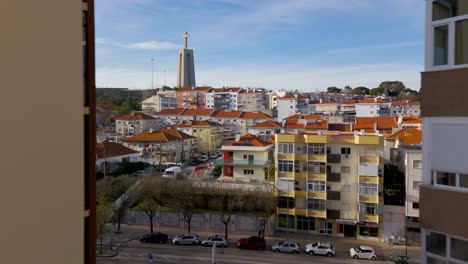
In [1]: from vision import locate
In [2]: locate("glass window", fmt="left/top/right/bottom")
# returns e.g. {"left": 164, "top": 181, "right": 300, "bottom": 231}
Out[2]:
{"left": 359, "top": 183, "right": 378, "bottom": 196}
{"left": 413, "top": 160, "right": 422, "bottom": 169}
{"left": 319, "top": 221, "right": 332, "bottom": 234}
{"left": 359, "top": 226, "right": 378, "bottom": 237}
{"left": 307, "top": 143, "right": 325, "bottom": 155}
{"left": 460, "top": 174, "right": 468, "bottom": 188}
{"left": 341, "top": 166, "right": 351, "bottom": 173}
{"left": 341, "top": 148, "right": 351, "bottom": 155}
{"left": 451, "top": 237, "right": 468, "bottom": 261}
{"left": 278, "top": 214, "right": 294, "bottom": 228}
{"left": 359, "top": 202, "right": 378, "bottom": 215}
{"left": 434, "top": 25, "right": 449, "bottom": 66}
{"left": 297, "top": 216, "right": 315, "bottom": 231}
{"left": 456, "top": 19, "right": 468, "bottom": 65}
{"left": 412, "top": 202, "right": 420, "bottom": 209}
{"left": 307, "top": 198, "right": 326, "bottom": 210}
{"left": 308, "top": 180, "right": 326, "bottom": 192}
{"left": 278, "top": 143, "right": 294, "bottom": 154}
{"left": 277, "top": 197, "right": 295, "bottom": 208}
{"left": 433, "top": 0, "right": 468, "bottom": 21}
{"left": 278, "top": 160, "right": 294, "bottom": 172}
{"left": 436, "top": 171, "right": 457, "bottom": 186}
{"left": 426, "top": 231, "right": 447, "bottom": 256}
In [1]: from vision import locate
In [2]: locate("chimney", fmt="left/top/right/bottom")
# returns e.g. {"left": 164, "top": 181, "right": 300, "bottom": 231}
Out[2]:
{"left": 397, "top": 115, "right": 403, "bottom": 125}
{"left": 235, "top": 133, "right": 241, "bottom": 141}
{"left": 374, "top": 97, "right": 377, "bottom": 103}
{"left": 131, "top": 111, "right": 135, "bottom": 116}
{"left": 319, "top": 99, "right": 323, "bottom": 103}
{"left": 354, "top": 130, "right": 358, "bottom": 136}
{"left": 350, "top": 123, "right": 353, "bottom": 131}
{"left": 373, "top": 122, "right": 378, "bottom": 132}
{"left": 149, "top": 128, "right": 153, "bottom": 133}
{"left": 360, "top": 129, "right": 365, "bottom": 135}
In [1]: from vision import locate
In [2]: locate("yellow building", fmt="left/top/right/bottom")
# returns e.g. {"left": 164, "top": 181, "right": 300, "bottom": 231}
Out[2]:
{"left": 176, "top": 120, "right": 224, "bottom": 154}
{"left": 275, "top": 131, "right": 384, "bottom": 241}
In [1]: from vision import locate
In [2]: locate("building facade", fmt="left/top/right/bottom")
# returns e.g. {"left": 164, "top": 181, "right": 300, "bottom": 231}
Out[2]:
{"left": 206, "top": 88, "right": 241, "bottom": 110}
{"left": 115, "top": 112, "right": 159, "bottom": 136}
{"left": 420, "top": 1, "right": 468, "bottom": 263}
{"left": 176, "top": 120, "right": 223, "bottom": 154}
{"left": 274, "top": 132, "right": 384, "bottom": 241}
{"left": 176, "top": 87, "right": 210, "bottom": 108}
{"left": 141, "top": 94, "right": 177, "bottom": 112}
{"left": 96, "top": 141, "right": 140, "bottom": 171}
{"left": 355, "top": 99, "right": 391, "bottom": 117}
{"left": 237, "top": 90, "right": 267, "bottom": 112}
{"left": 219, "top": 134, "right": 273, "bottom": 182}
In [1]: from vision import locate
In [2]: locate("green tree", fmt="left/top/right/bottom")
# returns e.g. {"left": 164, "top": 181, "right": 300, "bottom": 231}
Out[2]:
{"left": 326, "top": 86, "right": 341, "bottom": 93}
{"left": 138, "top": 198, "right": 160, "bottom": 233}
{"left": 212, "top": 165, "right": 222, "bottom": 177}
{"left": 369, "top": 87, "right": 385, "bottom": 96}
{"left": 384, "top": 164, "right": 405, "bottom": 206}
{"left": 251, "top": 186, "right": 276, "bottom": 238}
{"left": 352, "top": 86, "right": 370, "bottom": 95}
{"left": 213, "top": 187, "right": 244, "bottom": 239}
{"left": 96, "top": 194, "right": 112, "bottom": 254}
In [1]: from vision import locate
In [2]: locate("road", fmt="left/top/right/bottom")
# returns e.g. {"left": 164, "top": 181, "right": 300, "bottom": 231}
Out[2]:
{"left": 97, "top": 240, "right": 392, "bottom": 264}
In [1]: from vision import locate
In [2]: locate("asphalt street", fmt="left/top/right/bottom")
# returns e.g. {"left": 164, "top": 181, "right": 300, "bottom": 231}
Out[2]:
{"left": 97, "top": 240, "right": 392, "bottom": 264}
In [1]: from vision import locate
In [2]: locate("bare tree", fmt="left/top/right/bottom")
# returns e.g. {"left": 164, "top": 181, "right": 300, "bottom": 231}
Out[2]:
{"left": 252, "top": 185, "right": 276, "bottom": 238}
{"left": 96, "top": 194, "right": 112, "bottom": 254}
{"left": 113, "top": 193, "right": 131, "bottom": 234}
{"left": 160, "top": 180, "right": 198, "bottom": 233}
{"left": 213, "top": 187, "right": 244, "bottom": 239}
{"left": 138, "top": 197, "right": 160, "bottom": 233}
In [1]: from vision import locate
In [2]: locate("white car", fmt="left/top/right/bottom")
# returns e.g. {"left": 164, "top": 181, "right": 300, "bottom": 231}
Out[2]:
{"left": 199, "top": 155, "right": 209, "bottom": 162}
{"left": 305, "top": 242, "right": 335, "bottom": 256}
{"left": 349, "top": 246, "right": 377, "bottom": 260}
{"left": 201, "top": 236, "right": 228, "bottom": 248}
{"left": 271, "top": 241, "right": 300, "bottom": 254}
{"left": 172, "top": 233, "right": 199, "bottom": 245}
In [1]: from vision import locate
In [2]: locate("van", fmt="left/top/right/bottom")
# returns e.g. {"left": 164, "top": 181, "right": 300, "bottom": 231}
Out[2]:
{"left": 162, "top": 166, "right": 181, "bottom": 178}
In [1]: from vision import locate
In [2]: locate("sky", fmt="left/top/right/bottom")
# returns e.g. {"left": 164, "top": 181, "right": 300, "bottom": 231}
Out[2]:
{"left": 95, "top": 0, "right": 425, "bottom": 91}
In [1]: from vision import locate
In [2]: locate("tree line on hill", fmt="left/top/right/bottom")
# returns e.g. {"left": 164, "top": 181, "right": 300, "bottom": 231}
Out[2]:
{"left": 326, "top": 81, "right": 420, "bottom": 101}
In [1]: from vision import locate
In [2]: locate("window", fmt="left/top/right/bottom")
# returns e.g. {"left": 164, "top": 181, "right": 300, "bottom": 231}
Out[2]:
{"left": 336, "top": 224, "right": 344, "bottom": 234}
{"left": 460, "top": 174, "right": 468, "bottom": 188}
{"left": 278, "top": 160, "right": 294, "bottom": 172}
{"left": 451, "top": 237, "right": 468, "bottom": 262}
{"left": 307, "top": 180, "right": 326, "bottom": 192}
{"left": 297, "top": 216, "right": 315, "bottom": 231}
{"left": 359, "top": 226, "right": 378, "bottom": 237}
{"left": 456, "top": 19, "right": 468, "bottom": 65}
{"left": 359, "top": 202, "right": 377, "bottom": 215}
{"left": 307, "top": 143, "right": 325, "bottom": 155}
{"left": 278, "top": 143, "right": 294, "bottom": 154}
{"left": 341, "top": 166, "right": 351, "bottom": 173}
{"left": 433, "top": 0, "right": 468, "bottom": 21}
{"left": 326, "top": 147, "right": 331, "bottom": 154}
{"left": 435, "top": 171, "right": 457, "bottom": 186}
{"left": 307, "top": 198, "right": 326, "bottom": 210}
{"left": 413, "top": 160, "right": 422, "bottom": 169}
{"left": 341, "top": 148, "right": 351, "bottom": 155}
{"left": 426, "top": 231, "right": 446, "bottom": 256}
{"left": 412, "top": 202, "right": 420, "bottom": 209}
{"left": 319, "top": 221, "right": 332, "bottom": 234}
{"left": 308, "top": 161, "right": 325, "bottom": 173}
{"left": 277, "top": 179, "right": 294, "bottom": 190}
{"left": 243, "top": 170, "right": 254, "bottom": 175}
{"left": 278, "top": 214, "right": 294, "bottom": 228}
{"left": 434, "top": 24, "right": 449, "bottom": 66}
{"left": 277, "top": 197, "right": 295, "bottom": 208}
{"left": 359, "top": 183, "right": 378, "bottom": 196}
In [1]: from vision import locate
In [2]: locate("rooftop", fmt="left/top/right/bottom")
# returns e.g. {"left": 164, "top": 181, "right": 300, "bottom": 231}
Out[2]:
{"left": 385, "top": 128, "right": 422, "bottom": 145}
{"left": 250, "top": 120, "right": 282, "bottom": 128}
{"left": 224, "top": 133, "right": 271, "bottom": 147}
{"left": 96, "top": 141, "right": 138, "bottom": 159}
{"left": 115, "top": 112, "right": 155, "bottom": 120}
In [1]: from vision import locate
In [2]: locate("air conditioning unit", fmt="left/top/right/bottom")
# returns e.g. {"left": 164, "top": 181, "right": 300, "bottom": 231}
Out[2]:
{"left": 345, "top": 155, "right": 349, "bottom": 158}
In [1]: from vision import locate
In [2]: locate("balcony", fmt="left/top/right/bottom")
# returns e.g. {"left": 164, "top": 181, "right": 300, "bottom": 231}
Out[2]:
{"left": 359, "top": 214, "right": 379, "bottom": 223}
{"left": 307, "top": 191, "right": 326, "bottom": 199}
{"left": 277, "top": 208, "right": 295, "bottom": 215}
{"left": 309, "top": 154, "right": 327, "bottom": 162}
{"left": 215, "top": 158, "right": 270, "bottom": 167}
{"left": 307, "top": 173, "right": 326, "bottom": 181}
{"left": 359, "top": 195, "right": 379, "bottom": 203}
{"left": 327, "top": 154, "right": 341, "bottom": 163}
{"left": 359, "top": 156, "right": 382, "bottom": 164}
{"left": 327, "top": 172, "right": 341, "bottom": 182}
{"left": 359, "top": 176, "right": 379, "bottom": 184}
{"left": 307, "top": 209, "right": 326, "bottom": 218}
{"left": 276, "top": 189, "right": 295, "bottom": 197}
{"left": 359, "top": 163, "right": 379, "bottom": 177}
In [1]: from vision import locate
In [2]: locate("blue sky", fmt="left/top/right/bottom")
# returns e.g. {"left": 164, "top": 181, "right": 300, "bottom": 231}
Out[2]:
{"left": 96, "top": 0, "right": 425, "bottom": 91}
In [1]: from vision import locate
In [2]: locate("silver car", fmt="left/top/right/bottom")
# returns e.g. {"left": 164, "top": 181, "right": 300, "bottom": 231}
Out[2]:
{"left": 271, "top": 241, "right": 300, "bottom": 254}
{"left": 172, "top": 233, "right": 199, "bottom": 245}
{"left": 305, "top": 242, "right": 335, "bottom": 256}
{"left": 201, "top": 236, "right": 228, "bottom": 248}
{"left": 349, "top": 246, "right": 377, "bottom": 260}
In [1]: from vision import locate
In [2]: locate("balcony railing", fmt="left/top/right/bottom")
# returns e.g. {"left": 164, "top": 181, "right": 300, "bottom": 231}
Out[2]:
{"left": 327, "top": 154, "right": 341, "bottom": 163}
{"left": 215, "top": 158, "right": 270, "bottom": 167}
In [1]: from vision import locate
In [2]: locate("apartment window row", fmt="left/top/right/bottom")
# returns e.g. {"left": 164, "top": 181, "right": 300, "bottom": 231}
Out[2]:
{"left": 359, "top": 202, "right": 378, "bottom": 215}
{"left": 426, "top": 230, "right": 468, "bottom": 263}
{"left": 243, "top": 169, "right": 254, "bottom": 175}
{"left": 433, "top": 170, "right": 468, "bottom": 190}
{"left": 278, "top": 160, "right": 294, "bottom": 172}
{"left": 341, "top": 148, "right": 351, "bottom": 155}
{"left": 278, "top": 214, "right": 295, "bottom": 229}
{"left": 431, "top": 0, "right": 468, "bottom": 67}
{"left": 307, "top": 198, "right": 326, "bottom": 210}
{"left": 308, "top": 180, "right": 326, "bottom": 192}
{"left": 277, "top": 197, "right": 295, "bottom": 209}
{"left": 307, "top": 143, "right": 325, "bottom": 155}
{"left": 278, "top": 143, "right": 294, "bottom": 154}
{"left": 359, "top": 183, "right": 378, "bottom": 196}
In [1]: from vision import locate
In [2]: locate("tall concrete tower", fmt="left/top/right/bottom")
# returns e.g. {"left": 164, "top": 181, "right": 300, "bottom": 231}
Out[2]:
{"left": 177, "top": 32, "right": 196, "bottom": 88}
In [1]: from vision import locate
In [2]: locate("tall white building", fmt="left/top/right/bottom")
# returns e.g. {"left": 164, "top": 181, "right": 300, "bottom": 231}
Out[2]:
{"left": 177, "top": 32, "right": 196, "bottom": 88}
{"left": 420, "top": 1, "right": 468, "bottom": 264}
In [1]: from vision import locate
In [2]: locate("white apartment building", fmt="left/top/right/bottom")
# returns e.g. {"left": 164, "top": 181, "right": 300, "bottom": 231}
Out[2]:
{"left": 276, "top": 94, "right": 309, "bottom": 122}
{"left": 141, "top": 94, "right": 177, "bottom": 112}
{"left": 115, "top": 112, "right": 160, "bottom": 136}
{"left": 206, "top": 88, "right": 241, "bottom": 110}
{"left": 355, "top": 99, "right": 392, "bottom": 117}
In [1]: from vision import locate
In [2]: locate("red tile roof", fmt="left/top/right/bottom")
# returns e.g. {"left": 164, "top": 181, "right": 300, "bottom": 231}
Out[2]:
{"left": 115, "top": 112, "right": 155, "bottom": 120}
{"left": 317, "top": 100, "right": 335, "bottom": 104}
{"left": 305, "top": 120, "right": 328, "bottom": 130}
{"left": 250, "top": 120, "right": 282, "bottom": 128}
{"left": 340, "top": 100, "right": 356, "bottom": 105}
{"left": 176, "top": 120, "right": 221, "bottom": 128}
{"left": 162, "top": 128, "right": 197, "bottom": 139}
{"left": 285, "top": 114, "right": 322, "bottom": 120}
{"left": 177, "top": 87, "right": 195, "bottom": 92}
{"left": 181, "top": 108, "right": 214, "bottom": 116}
{"left": 278, "top": 95, "right": 296, "bottom": 99}
{"left": 154, "top": 108, "right": 186, "bottom": 115}
{"left": 224, "top": 133, "right": 271, "bottom": 147}
{"left": 328, "top": 124, "right": 353, "bottom": 132}
{"left": 385, "top": 128, "right": 422, "bottom": 145}
{"left": 96, "top": 141, "right": 138, "bottom": 159}
{"left": 354, "top": 117, "right": 398, "bottom": 130}
{"left": 401, "top": 116, "right": 422, "bottom": 124}
{"left": 391, "top": 101, "right": 420, "bottom": 106}
{"left": 357, "top": 98, "right": 388, "bottom": 104}
{"left": 123, "top": 130, "right": 181, "bottom": 142}
{"left": 240, "top": 111, "right": 272, "bottom": 119}
{"left": 212, "top": 110, "right": 243, "bottom": 118}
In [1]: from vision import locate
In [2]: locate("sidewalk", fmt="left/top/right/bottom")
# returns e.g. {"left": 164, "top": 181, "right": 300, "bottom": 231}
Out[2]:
{"left": 103, "top": 224, "right": 421, "bottom": 263}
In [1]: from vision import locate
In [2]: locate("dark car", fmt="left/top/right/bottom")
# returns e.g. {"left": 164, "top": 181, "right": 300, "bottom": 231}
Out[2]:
{"left": 139, "top": 232, "right": 168, "bottom": 244}
{"left": 190, "top": 158, "right": 200, "bottom": 165}
{"left": 237, "top": 236, "right": 266, "bottom": 250}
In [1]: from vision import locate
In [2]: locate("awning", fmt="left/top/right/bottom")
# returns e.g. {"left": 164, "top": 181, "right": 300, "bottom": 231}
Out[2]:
{"left": 336, "top": 219, "right": 357, "bottom": 225}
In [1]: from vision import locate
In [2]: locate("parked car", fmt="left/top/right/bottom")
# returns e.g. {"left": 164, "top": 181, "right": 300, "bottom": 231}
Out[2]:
{"left": 209, "top": 152, "right": 218, "bottom": 159}
{"left": 162, "top": 166, "right": 181, "bottom": 178}
{"left": 190, "top": 158, "right": 200, "bottom": 165}
{"left": 305, "top": 242, "right": 335, "bottom": 256}
{"left": 199, "top": 155, "right": 209, "bottom": 162}
{"left": 172, "top": 233, "right": 200, "bottom": 245}
{"left": 237, "top": 236, "right": 266, "bottom": 250}
{"left": 216, "top": 150, "right": 223, "bottom": 156}
{"left": 271, "top": 241, "right": 300, "bottom": 254}
{"left": 349, "top": 246, "right": 377, "bottom": 260}
{"left": 201, "top": 236, "right": 228, "bottom": 248}
{"left": 139, "top": 232, "right": 168, "bottom": 244}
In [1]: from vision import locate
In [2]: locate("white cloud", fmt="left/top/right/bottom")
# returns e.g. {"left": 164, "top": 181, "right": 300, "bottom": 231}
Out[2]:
{"left": 127, "top": 41, "right": 180, "bottom": 50}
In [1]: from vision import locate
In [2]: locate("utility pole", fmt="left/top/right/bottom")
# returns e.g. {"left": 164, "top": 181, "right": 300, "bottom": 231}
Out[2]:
{"left": 163, "top": 69, "right": 167, "bottom": 87}
{"left": 151, "top": 57, "right": 154, "bottom": 89}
